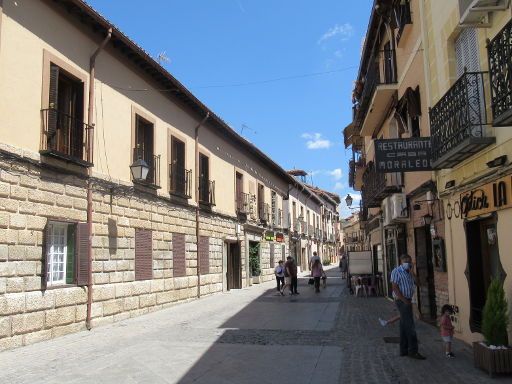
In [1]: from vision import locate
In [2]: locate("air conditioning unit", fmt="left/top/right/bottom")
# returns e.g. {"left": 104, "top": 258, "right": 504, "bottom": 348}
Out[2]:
{"left": 382, "top": 197, "right": 393, "bottom": 227}
{"left": 390, "top": 193, "right": 409, "bottom": 222}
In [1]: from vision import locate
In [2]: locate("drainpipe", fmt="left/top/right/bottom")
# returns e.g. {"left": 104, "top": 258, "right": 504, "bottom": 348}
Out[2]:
{"left": 86, "top": 28, "right": 112, "bottom": 331}
{"left": 195, "top": 112, "right": 210, "bottom": 299}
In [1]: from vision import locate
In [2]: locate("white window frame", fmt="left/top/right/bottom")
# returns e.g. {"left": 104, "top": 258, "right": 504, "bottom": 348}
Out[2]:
{"left": 47, "top": 222, "right": 68, "bottom": 286}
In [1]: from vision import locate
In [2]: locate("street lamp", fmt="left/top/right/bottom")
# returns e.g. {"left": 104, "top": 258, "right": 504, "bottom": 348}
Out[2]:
{"left": 422, "top": 213, "right": 433, "bottom": 226}
{"left": 345, "top": 194, "right": 353, "bottom": 208}
{"left": 130, "top": 158, "right": 150, "bottom": 182}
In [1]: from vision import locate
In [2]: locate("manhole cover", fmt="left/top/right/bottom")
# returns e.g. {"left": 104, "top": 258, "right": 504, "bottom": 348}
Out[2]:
{"left": 383, "top": 337, "right": 400, "bottom": 343}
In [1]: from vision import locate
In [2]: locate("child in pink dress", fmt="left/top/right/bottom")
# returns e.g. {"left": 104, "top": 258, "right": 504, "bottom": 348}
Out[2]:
{"left": 440, "top": 304, "right": 455, "bottom": 358}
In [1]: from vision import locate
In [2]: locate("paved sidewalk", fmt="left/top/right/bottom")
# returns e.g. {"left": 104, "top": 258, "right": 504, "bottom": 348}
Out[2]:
{"left": 0, "top": 267, "right": 507, "bottom": 383}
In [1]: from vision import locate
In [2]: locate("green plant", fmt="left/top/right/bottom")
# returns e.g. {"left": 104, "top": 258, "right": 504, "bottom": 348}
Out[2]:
{"left": 482, "top": 278, "right": 509, "bottom": 347}
{"left": 249, "top": 242, "right": 261, "bottom": 277}
{"left": 322, "top": 259, "right": 331, "bottom": 266}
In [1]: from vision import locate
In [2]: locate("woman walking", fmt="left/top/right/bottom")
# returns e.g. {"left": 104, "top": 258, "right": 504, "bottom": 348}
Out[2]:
{"left": 274, "top": 260, "right": 285, "bottom": 294}
{"left": 311, "top": 259, "right": 324, "bottom": 293}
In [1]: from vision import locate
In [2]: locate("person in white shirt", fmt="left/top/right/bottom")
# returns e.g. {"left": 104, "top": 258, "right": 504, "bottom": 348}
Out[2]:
{"left": 309, "top": 251, "right": 321, "bottom": 271}
{"left": 274, "top": 260, "right": 285, "bottom": 294}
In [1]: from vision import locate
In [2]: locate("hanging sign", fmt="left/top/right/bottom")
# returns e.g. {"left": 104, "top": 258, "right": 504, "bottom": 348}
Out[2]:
{"left": 375, "top": 138, "right": 432, "bottom": 172}
{"left": 275, "top": 233, "right": 284, "bottom": 243}
{"left": 264, "top": 231, "right": 275, "bottom": 241}
{"left": 460, "top": 175, "right": 512, "bottom": 218}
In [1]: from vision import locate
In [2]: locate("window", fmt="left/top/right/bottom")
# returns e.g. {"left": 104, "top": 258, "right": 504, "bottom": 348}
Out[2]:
{"left": 42, "top": 63, "right": 89, "bottom": 163}
{"left": 271, "top": 191, "right": 277, "bottom": 226}
{"left": 44, "top": 221, "right": 89, "bottom": 288}
{"left": 235, "top": 172, "right": 245, "bottom": 212}
{"left": 292, "top": 201, "right": 297, "bottom": 229}
{"left": 383, "top": 42, "right": 395, "bottom": 84}
{"left": 170, "top": 136, "right": 190, "bottom": 197}
{"left": 258, "top": 184, "right": 267, "bottom": 222}
{"left": 135, "top": 229, "right": 153, "bottom": 281}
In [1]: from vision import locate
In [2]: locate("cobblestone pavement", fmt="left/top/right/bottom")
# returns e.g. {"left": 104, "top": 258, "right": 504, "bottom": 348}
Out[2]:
{"left": 0, "top": 268, "right": 508, "bottom": 383}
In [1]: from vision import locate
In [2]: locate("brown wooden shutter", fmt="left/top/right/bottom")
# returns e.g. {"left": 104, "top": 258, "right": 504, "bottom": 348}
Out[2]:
{"left": 198, "top": 236, "right": 209, "bottom": 275}
{"left": 41, "top": 223, "right": 50, "bottom": 291}
{"left": 135, "top": 229, "right": 153, "bottom": 281}
{"left": 173, "top": 233, "right": 186, "bottom": 277}
{"left": 269, "top": 243, "right": 275, "bottom": 267}
{"left": 47, "top": 64, "right": 59, "bottom": 147}
{"left": 282, "top": 244, "right": 286, "bottom": 260}
{"left": 76, "top": 223, "right": 90, "bottom": 286}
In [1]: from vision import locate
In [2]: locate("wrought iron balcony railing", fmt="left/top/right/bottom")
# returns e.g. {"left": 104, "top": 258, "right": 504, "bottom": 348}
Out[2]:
{"left": 40, "top": 108, "right": 94, "bottom": 166}
{"left": 488, "top": 19, "right": 512, "bottom": 126}
{"left": 361, "top": 161, "right": 402, "bottom": 208}
{"left": 132, "top": 148, "right": 161, "bottom": 188}
{"left": 429, "top": 71, "right": 494, "bottom": 169}
{"left": 236, "top": 192, "right": 253, "bottom": 214}
{"left": 199, "top": 179, "right": 215, "bottom": 206}
{"left": 169, "top": 164, "right": 192, "bottom": 198}
{"left": 277, "top": 208, "right": 283, "bottom": 227}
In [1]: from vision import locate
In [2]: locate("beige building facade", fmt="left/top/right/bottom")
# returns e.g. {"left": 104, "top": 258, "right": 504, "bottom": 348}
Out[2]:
{"left": 0, "top": 0, "right": 340, "bottom": 350}
{"left": 423, "top": 0, "right": 512, "bottom": 343}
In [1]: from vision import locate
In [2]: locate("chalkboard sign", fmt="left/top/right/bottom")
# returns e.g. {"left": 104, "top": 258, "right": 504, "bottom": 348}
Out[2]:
{"left": 375, "top": 137, "right": 432, "bottom": 173}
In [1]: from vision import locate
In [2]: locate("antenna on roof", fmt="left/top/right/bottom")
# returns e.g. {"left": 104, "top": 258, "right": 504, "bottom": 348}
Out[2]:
{"left": 156, "top": 51, "right": 170, "bottom": 65}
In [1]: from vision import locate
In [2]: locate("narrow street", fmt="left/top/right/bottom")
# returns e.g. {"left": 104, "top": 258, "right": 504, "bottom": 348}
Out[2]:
{"left": 0, "top": 267, "right": 503, "bottom": 384}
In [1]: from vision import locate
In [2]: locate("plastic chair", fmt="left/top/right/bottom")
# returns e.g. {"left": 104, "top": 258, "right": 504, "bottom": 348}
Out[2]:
{"left": 354, "top": 276, "right": 367, "bottom": 298}
{"left": 367, "top": 275, "right": 378, "bottom": 296}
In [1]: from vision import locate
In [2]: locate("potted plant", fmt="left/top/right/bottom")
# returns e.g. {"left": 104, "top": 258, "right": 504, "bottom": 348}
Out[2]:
{"left": 473, "top": 278, "right": 512, "bottom": 377}
{"left": 249, "top": 243, "right": 261, "bottom": 284}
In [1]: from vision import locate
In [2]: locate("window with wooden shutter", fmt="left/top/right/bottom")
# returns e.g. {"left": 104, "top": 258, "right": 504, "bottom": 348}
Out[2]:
{"left": 198, "top": 236, "right": 209, "bottom": 275}
{"left": 282, "top": 244, "right": 286, "bottom": 260}
{"left": 173, "top": 233, "right": 186, "bottom": 277}
{"left": 269, "top": 243, "right": 275, "bottom": 267}
{"left": 135, "top": 229, "right": 153, "bottom": 281}
{"left": 75, "top": 223, "right": 89, "bottom": 286}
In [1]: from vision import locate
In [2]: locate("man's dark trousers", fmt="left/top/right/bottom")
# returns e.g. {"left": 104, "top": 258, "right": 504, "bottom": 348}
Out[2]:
{"left": 291, "top": 276, "right": 298, "bottom": 293}
{"left": 396, "top": 300, "right": 418, "bottom": 355}
{"left": 276, "top": 276, "right": 284, "bottom": 291}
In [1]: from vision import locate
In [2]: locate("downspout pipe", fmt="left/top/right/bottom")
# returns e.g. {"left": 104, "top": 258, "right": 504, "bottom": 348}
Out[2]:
{"left": 86, "top": 28, "right": 112, "bottom": 331}
{"left": 195, "top": 112, "right": 210, "bottom": 299}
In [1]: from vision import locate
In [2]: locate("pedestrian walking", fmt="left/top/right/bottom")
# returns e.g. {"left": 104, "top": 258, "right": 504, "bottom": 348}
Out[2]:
{"left": 284, "top": 256, "right": 299, "bottom": 295}
{"left": 391, "top": 254, "right": 426, "bottom": 360}
{"left": 274, "top": 260, "right": 285, "bottom": 294}
{"left": 280, "top": 256, "right": 293, "bottom": 295}
{"left": 340, "top": 255, "right": 348, "bottom": 279}
{"left": 309, "top": 251, "right": 320, "bottom": 271}
{"left": 440, "top": 304, "right": 455, "bottom": 358}
{"left": 310, "top": 259, "right": 324, "bottom": 293}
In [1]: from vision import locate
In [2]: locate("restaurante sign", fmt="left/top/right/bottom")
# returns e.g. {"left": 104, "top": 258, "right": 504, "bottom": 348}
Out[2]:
{"left": 460, "top": 175, "right": 512, "bottom": 218}
{"left": 375, "top": 138, "right": 432, "bottom": 172}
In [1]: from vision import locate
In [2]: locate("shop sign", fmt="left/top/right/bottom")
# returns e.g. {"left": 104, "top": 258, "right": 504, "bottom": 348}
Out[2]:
{"left": 275, "top": 233, "right": 284, "bottom": 242}
{"left": 375, "top": 138, "right": 432, "bottom": 172}
{"left": 264, "top": 231, "right": 275, "bottom": 241}
{"left": 460, "top": 175, "right": 512, "bottom": 218}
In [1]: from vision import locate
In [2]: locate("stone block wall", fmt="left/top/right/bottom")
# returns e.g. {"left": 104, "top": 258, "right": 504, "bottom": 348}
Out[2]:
{"left": 0, "top": 155, "right": 239, "bottom": 351}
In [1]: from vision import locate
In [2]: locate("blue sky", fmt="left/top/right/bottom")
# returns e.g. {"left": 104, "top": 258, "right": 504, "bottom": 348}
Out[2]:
{"left": 87, "top": 0, "right": 372, "bottom": 216}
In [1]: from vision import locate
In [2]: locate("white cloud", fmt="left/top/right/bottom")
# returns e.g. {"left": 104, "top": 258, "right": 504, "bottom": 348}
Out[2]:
{"left": 329, "top": 168, "right": 343, "bottom": 181}
{"left": 318, "top": 23, "right": 354, "bottom": 45}
{"left": 333, "top": 182, "right": 345, "bottom": 190}
{"left": 301, "top": 133, "right": 332, "bottom": 150}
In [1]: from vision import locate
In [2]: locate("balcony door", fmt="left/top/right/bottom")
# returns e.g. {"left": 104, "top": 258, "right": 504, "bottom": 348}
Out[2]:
{"left": 258, "top": 184, "right": 265, "bottom": 221}
{"left": 170, "top": 137, "right": 186, "bottom": 196}
{"left": 236, "top": 172, "right": 244, "bottom": 211}
{"left": 134, "top": 116, "right": 154, "bottom": 184}
{"left": 199, "top": 153, "right": 209, "bottom": 203}
{"left": 455, "top": 28, "right": 485, "bottom": 135}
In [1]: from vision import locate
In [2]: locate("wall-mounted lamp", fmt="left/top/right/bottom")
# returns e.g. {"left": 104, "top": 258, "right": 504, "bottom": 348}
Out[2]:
{"left": 445, "top": 180, "right": 456, "bottom": 189}
{"left": 422, "top": 214, "right": 433, "bottom": 226}
{"left": 130, "top": 158, "right": 149, "bottom": 181}
{"left": 486, "top": 155, "right": 507, "bottom": 168}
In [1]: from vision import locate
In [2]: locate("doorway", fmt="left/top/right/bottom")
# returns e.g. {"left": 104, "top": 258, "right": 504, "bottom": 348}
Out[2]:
{"left": 227, "top": 242, "right": 241, "bottom": 290}
{"left": 465, "top": 216, "right": 504, "bottom": 332}
{"left": 415, "top": 227, "right": 437, "bottom": 320}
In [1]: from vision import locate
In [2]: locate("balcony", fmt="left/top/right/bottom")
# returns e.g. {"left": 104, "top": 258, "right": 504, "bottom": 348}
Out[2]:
{"left": 395, "top": 0, "right": 412, "bottom": 44}
{"left": 169, "top": 164, "right": 192, "bottom": 198}
{"left": 348, "top": 155, "right": 365, "bottom": 191}
{"left": 309, "top": 224, "right": 314, "bottom": 238}
{"left": 258, "top": 202, "right": 270, "bottom": 225}
{"left": 361, "top": 161, "right": 402, "bottom": 208}
{"left": 354, "top": 60, "right": 398, "bottom": 137}
{"left": 429, "top": 71, "right": 495, "bottom": 169}
{"left": 237, "top": 192, "right": 254, "bottom": 216}
{"left": 199, "top": 179, "right": 215, "bottom": 206}
{"left": 40, "top": 108, "right": 94, "bottom": 167}
{"left": 488, "top": 19, "right": 512, "bottom": 126}
{"left": 132, "top": 148, "right": 161, "bottom": 189}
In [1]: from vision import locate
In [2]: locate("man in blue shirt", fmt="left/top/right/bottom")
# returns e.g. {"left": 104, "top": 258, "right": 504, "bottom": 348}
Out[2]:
{"left": 391, "top": 254, "right": 426, "bottom": 360}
